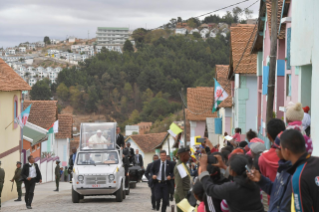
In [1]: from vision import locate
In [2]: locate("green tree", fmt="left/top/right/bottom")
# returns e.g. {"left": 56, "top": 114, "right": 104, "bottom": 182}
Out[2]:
{"left": 56, "top": 82, "right": 69, "bottom": 100}
{"left": 132, "top": 28, "right": 147, "bottom": 43}
{"left": 30, "top": 78, "right": 52, "bottom": 100}
{"left": 193, "top": 32, "right": 201, "bottom": 39}
{"left": 123, "top": 40, "right": 134, "bottom": 52}
{"left": 44, "top": 36, "right": 51, "bottom": 45}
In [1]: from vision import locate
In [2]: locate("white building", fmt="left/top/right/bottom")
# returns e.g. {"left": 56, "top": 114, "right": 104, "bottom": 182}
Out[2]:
{"left": 6, "top": 49, "right": 16, "bottom": 55}
{"left": 96, "top": 27, "right": 129, "bottom": 45}
{"left": 28, "top": 78, "right": 37, "bottom": 87}
{"left": 19, "top": 47, "right": 26, "bottom": 53}
{"left": 200, "top": 28, "right": 210, "bottom": 38}
{"left": 189, "top": 29, "right": 199, "bottom": 34}
{"left": 175, "top": 28, "right": 188, "bottom": 35}
{"left": 48, "top": 49, "right": 59, "bottom": 55}
{"left": 37, "top": 41, "right": 45, "bottom": 47}
{"left": 68, "top": 36, "right": 76, "bottom": 43}
{"left": 125, "top": 125, "right": 139, "bottom": 136}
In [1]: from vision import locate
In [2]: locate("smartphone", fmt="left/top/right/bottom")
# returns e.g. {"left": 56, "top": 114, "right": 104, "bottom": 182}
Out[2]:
{"left": 245, "top": 165, "right": 251, "bottom": 173}
{"left": 197, "top": 138, "right": 205, "bottom": 143}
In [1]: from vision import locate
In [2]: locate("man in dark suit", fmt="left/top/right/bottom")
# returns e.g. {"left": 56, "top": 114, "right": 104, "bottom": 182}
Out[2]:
{"left": 126, "top": 142, "right": 135, "bottom": 164}
{"left": 145, "top": 154, "right": 159, "bottom": 210}
{"left": 151, "top": 150, "right": 174, "bottom": 212}
{"left": 135, "top": 149, "right": 144, "bottom": 168}
{"left": 116, "top": 127, "right": 125, "bottom": 149}
{"left": 166, "top": 155, "right": 176, "bottom": 202}
{"left": 21, "top": 155, "right": 42, "bottom": 209}
{"left": 68, "top": 147, "right": 77, "bottom": 183}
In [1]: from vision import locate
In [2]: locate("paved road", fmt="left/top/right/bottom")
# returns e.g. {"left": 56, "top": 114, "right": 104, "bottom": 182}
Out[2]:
{"left": 2, "top": 182, "right": 176, "bottom": 212}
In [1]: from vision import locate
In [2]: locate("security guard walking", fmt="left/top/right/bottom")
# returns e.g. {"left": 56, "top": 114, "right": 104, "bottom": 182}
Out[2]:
{"left": 54, "top": 160, "right": 61, "bottom": 192}
{"left": 0, "top": 161, "right": 5, "bottom": 208}
{"left": 10, "top": 161, "right": 22, "bottom": 201}
{"left": 174, "top": 148, "right": 191, "bottom": 212}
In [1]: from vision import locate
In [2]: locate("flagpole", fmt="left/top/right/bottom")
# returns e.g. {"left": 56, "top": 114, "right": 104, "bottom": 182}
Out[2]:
{"left": 5, "top": 120, "right": 14, "bottom": 130}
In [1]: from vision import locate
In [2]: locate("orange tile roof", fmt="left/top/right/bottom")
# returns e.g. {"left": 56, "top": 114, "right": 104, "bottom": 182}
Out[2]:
{"left": 266, "top": 0, "right": 285, "bottom": 39}
{"left": 23, "top": 100, "right": 58, "bottom": 129}
{"left": 230, "top": 24, "right": 257, "bottom": 75}
{"left": 186, "top": 87, "right": 217, "bottom": 121}
{"left": 55, "top": 114, "right": 73, "bottom": 139}
{"left": 126, "top": 132, "right": 167, "bottom": 153}
{"left": 215, "top": 65, "right": 232, "bottom": 108}
{"left": 0, "top": 58, "right": 31, "bottom": 91}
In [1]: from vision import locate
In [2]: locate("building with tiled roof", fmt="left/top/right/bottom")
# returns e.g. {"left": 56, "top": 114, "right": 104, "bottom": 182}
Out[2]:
{"left": 23, "top": 100, "right": 58, "bottom": 158}
{"left": 135, "top": 122, "right": 153, "bottom": 135}
{"left": 250, "top": 0, "right": 293, "bottom": 145}
{"left": 214, "top": 65, "right": 233, "bottom": 139}
{"left": 55, "top": 114, "right": 73, "bottom": 167}
{"left": 228, "top": 24, "right": 258, "bottom": 135}
{"left": 23, "top": 100, "right": 58, "bottom": 129}
{"left": 186, "top": 87, "right": 218, "bottom": 148}
{"left": 228, "top": 24, "right": 257, "bottom": 77}
{"left": 125, "top": 132, "right": 167, "bottom": 165}
{"left": 0, "top": 58, "right": 31, "bottom": 203}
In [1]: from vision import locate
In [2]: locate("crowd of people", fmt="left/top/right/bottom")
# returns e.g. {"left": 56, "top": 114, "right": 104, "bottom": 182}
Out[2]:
{"left": 144, "top": 102, "right": 318, "bottom": 212}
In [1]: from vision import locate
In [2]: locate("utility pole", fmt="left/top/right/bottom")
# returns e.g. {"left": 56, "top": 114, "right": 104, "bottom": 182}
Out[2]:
{"left": 266, "top": 0, "right": 278, "bottom": 126}
{"left": 181, "top": 88, "right": 187, "bottom": 147}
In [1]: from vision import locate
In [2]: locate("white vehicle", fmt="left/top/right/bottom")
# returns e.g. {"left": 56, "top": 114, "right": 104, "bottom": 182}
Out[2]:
{"left": 72, "top": 122, "right": 126, "bottom": 203}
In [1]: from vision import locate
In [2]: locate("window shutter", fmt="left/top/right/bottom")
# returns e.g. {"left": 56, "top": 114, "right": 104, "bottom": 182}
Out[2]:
{"left": 287, "top": 28, "right": 291, "bottom": 70}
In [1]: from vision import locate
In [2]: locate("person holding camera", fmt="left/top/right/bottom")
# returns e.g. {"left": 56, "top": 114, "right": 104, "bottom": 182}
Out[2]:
{"left": 201, "top": 138, "right": 211, "bottom": 155}
{"left": 199, "top": 153, "right": 264, "bottom": 212}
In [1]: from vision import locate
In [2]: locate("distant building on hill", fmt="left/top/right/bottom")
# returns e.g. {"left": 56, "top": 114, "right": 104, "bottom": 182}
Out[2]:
{"left": 96, "top": 27, "right": 129, "bottom": 45}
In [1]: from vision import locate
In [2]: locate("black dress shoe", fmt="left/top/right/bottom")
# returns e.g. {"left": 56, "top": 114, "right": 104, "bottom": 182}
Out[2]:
{"left": 26, "top": 206, "right": 32, "bottom": 209}
{"left": 53, "top": 189, "right": 58, "bottom": 191}
{"left": 14, "top": 198, "right": 22, "bottom": 201}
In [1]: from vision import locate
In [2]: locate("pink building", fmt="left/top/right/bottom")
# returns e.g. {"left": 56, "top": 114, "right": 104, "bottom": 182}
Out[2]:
{"left": 251, "top": 0, "right": 286, "bottom": 147}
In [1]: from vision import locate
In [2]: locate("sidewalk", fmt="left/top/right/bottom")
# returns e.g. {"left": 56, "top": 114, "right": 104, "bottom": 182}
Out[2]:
{"left": 1, "top": 182, "right": 71, "bottom": 208}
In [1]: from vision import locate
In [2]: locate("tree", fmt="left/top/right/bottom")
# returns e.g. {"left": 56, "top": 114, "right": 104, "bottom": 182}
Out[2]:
{"left": 30, "top": 78, "right": 52, "bottom": 100}
{"left": 56, "top": 82, "right": 69, "bottom": 100}
{"left": 123, "top": 40, "right": 134, "bottom": 52}
{"left": 232, "top": 7, "right": 243, "bottom": 23}
{"left": 193, "top": 32, "right": 201, "bottom": 39}
{"left": 44, "top": 36, "right": 51, "bottom": 45}
{"left": 132, "top": 28, "right": 147, "bottom": 43}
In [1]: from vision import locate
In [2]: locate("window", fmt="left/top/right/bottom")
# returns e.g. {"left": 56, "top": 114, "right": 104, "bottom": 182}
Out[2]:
{"left": 13, "top": 95, "right": 18, "bottom": 129}
{"left": 286, "top": 74, "right": 292, "bottom": 96}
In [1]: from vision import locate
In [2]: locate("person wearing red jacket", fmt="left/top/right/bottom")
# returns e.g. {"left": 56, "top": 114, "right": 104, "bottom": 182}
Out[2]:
{"left": 258, "top": 119, "right": 286, "bottom": 182}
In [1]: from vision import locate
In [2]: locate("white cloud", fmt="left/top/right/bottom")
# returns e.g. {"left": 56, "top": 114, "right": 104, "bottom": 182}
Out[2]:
{"left": 0, "top": 0, "right": 259, "bottom": 47}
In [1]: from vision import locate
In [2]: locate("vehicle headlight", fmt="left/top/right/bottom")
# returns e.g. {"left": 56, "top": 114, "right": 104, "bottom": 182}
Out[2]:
{"left": 109, "top": 174, "right": 115, "bottom": 181}
{"left": 78, "top": 175, "right": 84, "bottom": 181}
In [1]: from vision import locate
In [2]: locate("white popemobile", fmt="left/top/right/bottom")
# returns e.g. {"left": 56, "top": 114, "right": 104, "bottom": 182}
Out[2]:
{"left": 72, "top": 122, "right": 126, "bottom": 203}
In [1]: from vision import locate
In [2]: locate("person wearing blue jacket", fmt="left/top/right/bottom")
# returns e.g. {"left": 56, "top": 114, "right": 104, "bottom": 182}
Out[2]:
{"left": 247, "top": 132, "right": 292, "bottom": 212}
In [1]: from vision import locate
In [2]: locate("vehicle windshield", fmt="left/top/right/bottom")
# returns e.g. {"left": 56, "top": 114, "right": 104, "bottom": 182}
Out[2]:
{"left": 80, "top": 122, "right": 117, "bottom": 150}
{"left": 77, "top": 152, "right": 119, "bottom": 165}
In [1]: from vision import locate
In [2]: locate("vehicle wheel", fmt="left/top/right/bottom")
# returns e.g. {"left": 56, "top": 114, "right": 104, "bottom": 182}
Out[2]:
{"left": 130, "top": 182, "right": 136, "bottom": 189}
{"left": 123, "top": 189, "right": 126, "bottom": 199}
{"left": 125, "top": 186, "right": 130, "bottom": 195}
{"left": 80, "top": 195, "right": 84, "bottom": 200}
{"left": 115, "top": 183, "right": 123, "bottom": 202}
{"left": 72, "top": 186, "right": 80, "bottom": 203}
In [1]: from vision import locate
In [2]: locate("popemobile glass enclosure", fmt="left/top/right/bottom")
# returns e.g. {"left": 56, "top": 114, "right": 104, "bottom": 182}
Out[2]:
{"left": 80, "top": 122, "right": 117, "bottom": 150}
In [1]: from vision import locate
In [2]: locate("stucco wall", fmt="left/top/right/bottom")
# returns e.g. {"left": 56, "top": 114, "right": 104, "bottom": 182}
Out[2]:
{"left": 55, "top": 138, "right": 69, "bottom": 167}
{"left": 245, "top": 76, "right": 258, "bottom": 132}
{"left": 0, "top": 151, "right": 20, "bottom": 202}
{"left": 298, "top": 65, "right": 312, "bottom": 112}
{"left": 291, "top": 0, "right": 319, "bottom": 156}
{"left": 0, "top": 91, "right": 21, "bottom": 202}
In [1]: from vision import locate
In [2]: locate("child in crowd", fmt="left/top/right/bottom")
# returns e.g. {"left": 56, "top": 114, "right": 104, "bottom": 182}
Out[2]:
{"left": 192, "top": 181, "right": 206, "bottom": 212}
{"left": 231, "top": 128, "right": 242, "bottom": 146}
{"left": 285, "top": 102, "right": 313, "bottom": 155}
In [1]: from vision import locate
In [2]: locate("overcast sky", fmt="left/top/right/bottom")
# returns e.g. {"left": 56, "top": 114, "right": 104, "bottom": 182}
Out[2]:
{"left": 0, "top": 0, "right": 259, "bottom": 48}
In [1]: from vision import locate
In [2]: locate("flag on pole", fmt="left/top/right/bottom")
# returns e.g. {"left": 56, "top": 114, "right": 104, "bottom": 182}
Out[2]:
{"left": 15, "top": 104, "right": 32, "bottom": 128}
{"left": 47, "top": 120, "right": 59, "bottom": 134}
{"left": 167, "top": 123, "right": 183, "bottom": 138}
{"left": 212, "top": 78, "right": 229, "bottom": 113}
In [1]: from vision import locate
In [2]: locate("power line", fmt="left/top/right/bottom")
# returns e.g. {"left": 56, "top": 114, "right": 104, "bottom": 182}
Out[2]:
{"left": 180, "top": 0, "right": 259, "bottom": 115}
{"left": 97, "top": 0, "right": 255, "bottom": 45}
